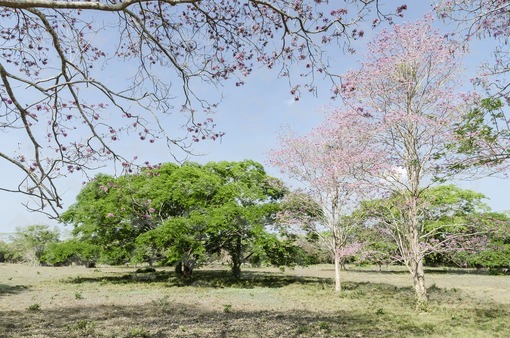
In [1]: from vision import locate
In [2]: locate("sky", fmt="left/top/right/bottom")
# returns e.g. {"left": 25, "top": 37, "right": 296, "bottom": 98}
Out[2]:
{"left": 1, "top": 1, "right": 509, "bottom": 235}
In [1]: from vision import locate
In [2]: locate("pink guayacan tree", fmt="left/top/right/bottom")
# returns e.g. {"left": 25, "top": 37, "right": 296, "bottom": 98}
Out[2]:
{"left": 434, "top": 1, "right": 510, "bottom": 171}
{"left": 336, "top": 16, "right": 476, "bottom": 306}
{"left": 270, "top": 110, "right": 380, "bottom": 292}
{"left": 434, "top": 0, "right": 509, "bottom": 101}
{"left": 0, "top": 0, "right": 408, "bottom": 216}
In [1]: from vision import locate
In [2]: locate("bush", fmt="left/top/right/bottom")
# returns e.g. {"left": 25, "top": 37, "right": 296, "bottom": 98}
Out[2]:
{"left": 41, "top": 239, "right": 99, "bottom": 267}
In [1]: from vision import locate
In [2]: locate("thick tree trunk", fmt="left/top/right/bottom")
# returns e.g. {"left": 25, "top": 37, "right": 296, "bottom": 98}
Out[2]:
{"left": 334, "top": 252, "right": 341, "bottom": 293}
{"left": 411, "top": 258, "right": 427, "bottom": 309}
{"left": 231, "top": 235, "right": 242, "bottom": 279}
{"left": 175, "top": 261, "right": 193, "bottom": 278}
{"left": 175, "top": 261, "right": 182, "bottom": 275}
{"left": 407, "top": 191, "right": 428, "bottom": 308}
{"left": 183, "top": 263, "right": 193, "bottom": 279}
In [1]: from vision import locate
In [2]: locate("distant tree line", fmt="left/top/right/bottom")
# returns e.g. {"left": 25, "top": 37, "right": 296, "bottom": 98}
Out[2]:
{"left": 2, "top": 161, "right": 508, "bottom": 278}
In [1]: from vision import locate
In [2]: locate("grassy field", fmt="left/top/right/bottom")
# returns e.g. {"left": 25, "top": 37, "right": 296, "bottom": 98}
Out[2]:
{"left": 0, "top": 264, "right": 508, "bottom": 337}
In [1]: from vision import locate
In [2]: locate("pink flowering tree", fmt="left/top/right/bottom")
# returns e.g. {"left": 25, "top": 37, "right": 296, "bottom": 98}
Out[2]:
{"left": 435, "top": 0, "right": 509, "bottom": 101}
{"left": 270, "top": 110, "right": 380, "bottom": 292}
{"left": 0, "top": 0, "right": 407, "bottom": 215}
{"left": 336, "top": 16, "right": 476, "bottom": 306}
{"left": 434, "top": 1, "right": 510, "bottom": 171}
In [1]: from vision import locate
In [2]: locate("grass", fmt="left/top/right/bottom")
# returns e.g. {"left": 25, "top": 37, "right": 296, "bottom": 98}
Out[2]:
{"left": 0, "top": 263, "right": 508, "bottom": 337}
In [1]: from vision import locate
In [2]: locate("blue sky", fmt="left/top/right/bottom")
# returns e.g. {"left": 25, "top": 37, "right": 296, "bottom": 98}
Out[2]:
{"left": 1, "top": 1, "right": 509, "bottom": 234}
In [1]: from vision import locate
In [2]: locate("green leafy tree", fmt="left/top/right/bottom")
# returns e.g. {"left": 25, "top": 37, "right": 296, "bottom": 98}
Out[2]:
{"left": 41, "top": 239, "right": 100, "bottom": 267}
{"left": 0, "top": 240, "right": 15, "bottom": 263}
{"left": 443, "top": 211, "right": 510, "bottom": 271}
{"left": 62, "top": 160, "right": 285, "bottom": 276}
{"left": 9, "top": 225, "right": 59, "bottom": 265}
{"left": 362, "top": 185, "right": 510, "bottom": 271}
{"left": 203, "top": 161, "right": 285, "bottom": 277}
{"left": 353, "top": 227, "right": 398, "bottom": 270}
{"left": 134, "top": 212, "right": 210, "bottom": 276}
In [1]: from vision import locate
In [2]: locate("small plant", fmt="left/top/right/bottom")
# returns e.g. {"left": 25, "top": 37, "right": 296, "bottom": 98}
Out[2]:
{"left": 223, "top": 304, "right": 232, "bottom": 313}
{"left": 296, "top": 325, "right": 310, "bottom": 334}
{"left": 70, "top": 320, "right": 95, "bottom": 333}
{"left": 75, "top": 291, "right": 83, "bottom": 299}
{"left": 151, "top": 295, "right": 174, "bottom": 314}
{"left": 318, "top": 321, "right": 330, "bottom": 331}
{"left": 153, "top": 295, "right": 172, "bottom": 307}
{"left": 27, "top": 303, "right": 41, "bottom": 311}
{"left": 74, "top": 320, "right": 89, "bottom": 330}
{"left": 128, "top": 327, "right": 152, "bottom": 338}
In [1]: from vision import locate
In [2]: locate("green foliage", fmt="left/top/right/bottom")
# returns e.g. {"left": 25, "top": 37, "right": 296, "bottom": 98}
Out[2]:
{"left": 41, "top": 239, "right": 99, "bottom": 266}
{"left": 452, "top": 97, "right": 509, "bottom": 169}
{"left": 223, "top": 304, "right": 233, "bottom": 313}
{"left": 360, "top": 184, "right": 510, "bottom": 270}
{"left": 0, "top": 240, "right": 15, "bottom": 263}
{"left": 251, "top": 234, "right": 310, "bottom": 267}
{"left": 353, "top": 227, "right": 398, "bottom": 268}
{"left": 9, "top": 225, "right": 59, "bottom": 265}
{"left": 62, "top": 160, "right": 288, "bottom": 276}
{"left": 69, "top": 320, "right": 96, "bottom": 335}
{"left": 27, "top": 303, "right": 41, "bottom": 311}
{"left": 127, "top": 327, "right": 152, "bottom": 338}
{"left": 447, "top": 211, "right": 510, "bottom": 270}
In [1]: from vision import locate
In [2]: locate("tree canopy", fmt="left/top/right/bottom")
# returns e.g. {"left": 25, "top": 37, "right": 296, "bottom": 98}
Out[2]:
{"left": 62, "top": 160, "right": 287, "bottom": 275}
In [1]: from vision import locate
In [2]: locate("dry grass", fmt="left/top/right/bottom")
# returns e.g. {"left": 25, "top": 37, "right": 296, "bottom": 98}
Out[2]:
{"left": 0, "top": 263, "right": 508, "bottom": 337}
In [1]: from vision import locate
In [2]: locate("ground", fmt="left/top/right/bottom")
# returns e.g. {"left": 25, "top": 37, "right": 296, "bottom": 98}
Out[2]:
{"left": 0, "top": 264, "right": 508, "bottom": 337}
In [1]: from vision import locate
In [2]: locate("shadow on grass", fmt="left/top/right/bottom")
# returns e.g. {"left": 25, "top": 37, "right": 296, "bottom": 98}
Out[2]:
{"left": 1, "top": 296, "right": 508, "bottom": 338}
{"left": 0, "top": 300, "right": 445, "bottom": 337}
{"left": 64, "top": 269, "right": 335, "bottom": 289}
{"left": 343, "top": 266, "right": 500, "bottom": 276}
{"left": 0, "top": 283, "right": 30, "bottom": 299}
{"left": 62, "top": 268, "right": 468, "bottom": 300}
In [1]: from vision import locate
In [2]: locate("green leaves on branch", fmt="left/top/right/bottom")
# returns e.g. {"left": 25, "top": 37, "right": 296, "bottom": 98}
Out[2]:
{"left": 451, "top": 97, "right": 509, "bottom": 170}
{"left": 61, "top": 160, "right": 290, "bottom": 274}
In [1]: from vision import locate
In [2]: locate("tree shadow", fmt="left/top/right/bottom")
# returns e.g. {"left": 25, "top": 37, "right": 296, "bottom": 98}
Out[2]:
{"left": 340, "top": 266, "right": 409, "bottom": 275}
{"left": 343, "top": 266, "right": 497, "bottom": 276}
{"left": 0, "top": 301, "right": 438, "bottom": 337}
{"left": 2, "top": 297, "right": 507, "bottom": 337}
{"left": 0, "top": 283, "right": 30, "bottom": 299}
{"left": 64, "top": 268, "right": 334, "bottom": 289}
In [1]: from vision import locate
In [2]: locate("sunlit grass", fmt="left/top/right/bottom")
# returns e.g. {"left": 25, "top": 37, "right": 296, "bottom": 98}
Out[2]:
{"left": 0, "top": 263, "right": 508, "bottom": 337}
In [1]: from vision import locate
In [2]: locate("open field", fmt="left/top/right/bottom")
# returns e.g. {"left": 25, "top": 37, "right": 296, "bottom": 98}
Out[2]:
{"left": 0, "top": 264, "right": 509, "bottom": 337}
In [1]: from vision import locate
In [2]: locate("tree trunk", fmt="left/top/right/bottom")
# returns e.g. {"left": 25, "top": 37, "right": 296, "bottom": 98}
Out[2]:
{"left": 411, "top": 258, "right": 427, "bottom": 309}
{"left": 175, "top": 261, "right": 183, "bottom": 275}
{"left": 334, "top": 251, "right": 341, "bottom": 293}
{"left": 340, "top": 258, "right": 347, "bottom": 271}
{"left": 183, "top": 263, "right": 193, "bottom": 279}
{"left": 231, "top": 235, "right": 242, "bottom": 279}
